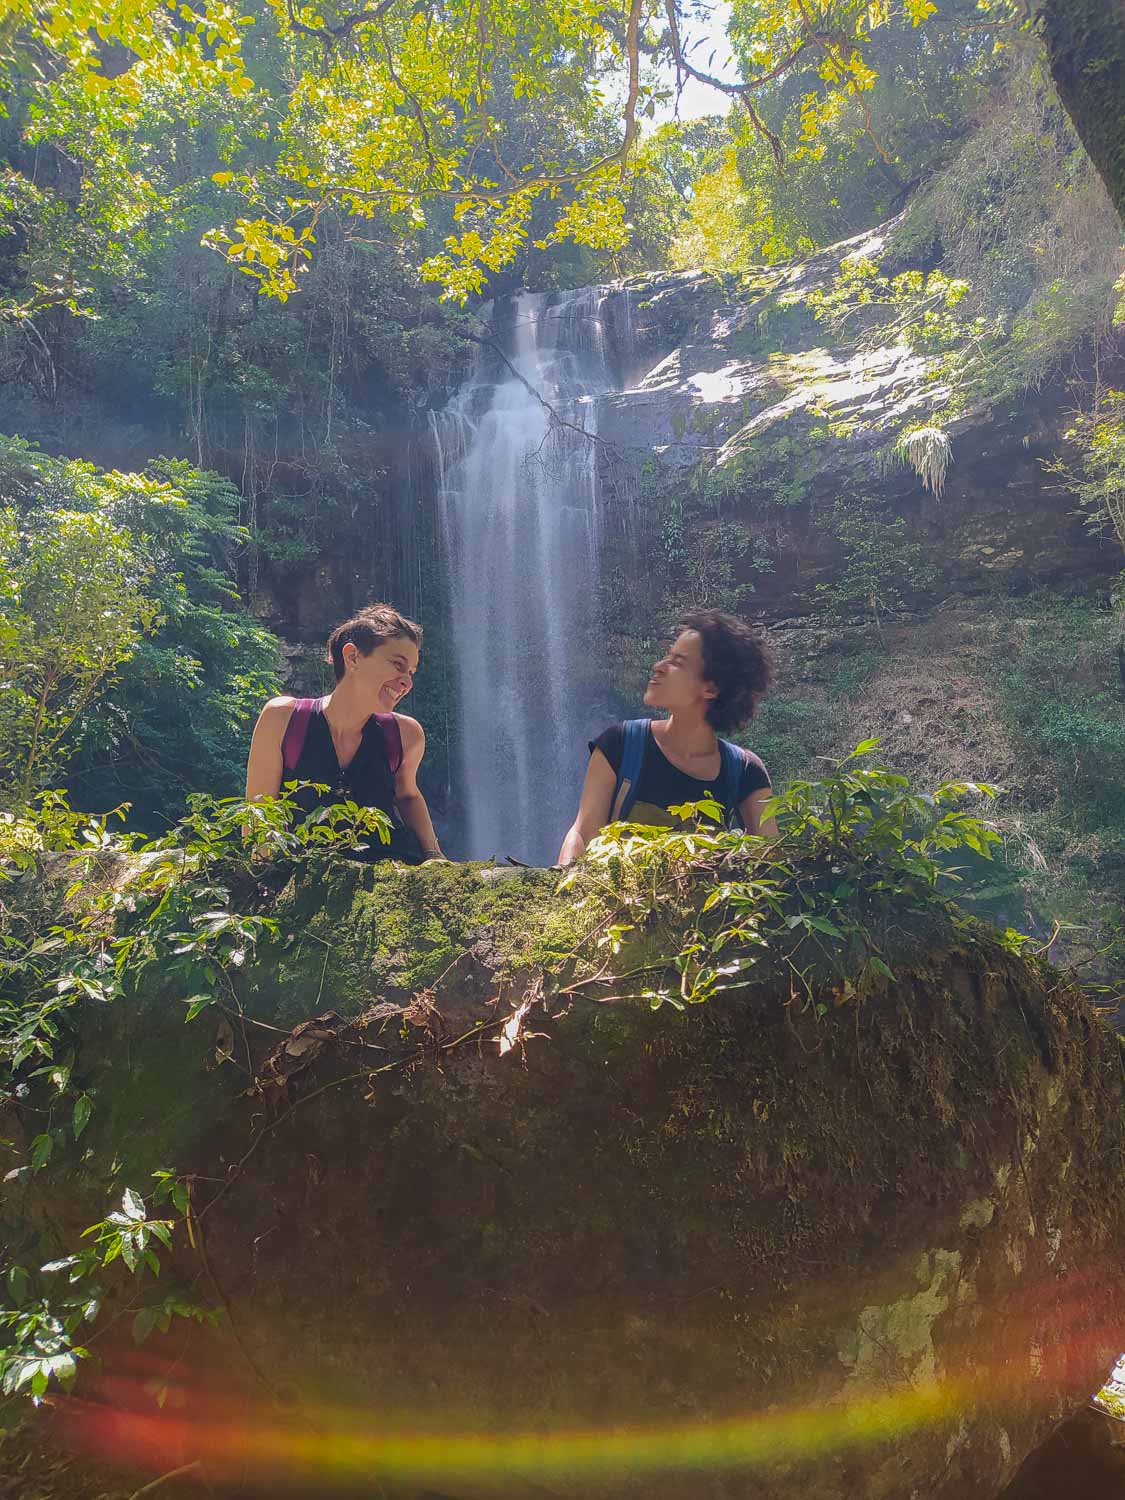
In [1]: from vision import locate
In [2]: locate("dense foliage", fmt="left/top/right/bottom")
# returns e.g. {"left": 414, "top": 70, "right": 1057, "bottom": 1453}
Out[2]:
{"left": 0, "top": 0, "right": 1120, "bottom": 1459}
{"left": 0, "top": 0, "right": 1028, "bottom": 301}
{"left": 0, "top": 439, "right": 280, "bottom": 824}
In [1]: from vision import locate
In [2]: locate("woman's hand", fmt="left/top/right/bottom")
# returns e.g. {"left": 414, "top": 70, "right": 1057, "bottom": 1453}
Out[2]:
{"left": 556, "top": 748, "right": 616, "bottom": 865}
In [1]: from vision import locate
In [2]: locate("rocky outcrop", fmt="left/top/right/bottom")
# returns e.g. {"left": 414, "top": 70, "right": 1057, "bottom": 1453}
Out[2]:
{"left": 11, "top": 859, "right": 1124, "bottom": 1499}
{"left": 1035, "top": 0, "right": 1125, "bottom": 222}
{"left": 584, "top": 228, "right": 1120, "bottom": 619}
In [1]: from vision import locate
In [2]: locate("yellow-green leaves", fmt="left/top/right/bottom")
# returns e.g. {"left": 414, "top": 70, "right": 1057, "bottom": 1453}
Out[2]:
{"left": 1, "top": 0, "right": 954, "bottom": 298}
{"left": 202, "top": 214, "right": 318, "bottom": 300}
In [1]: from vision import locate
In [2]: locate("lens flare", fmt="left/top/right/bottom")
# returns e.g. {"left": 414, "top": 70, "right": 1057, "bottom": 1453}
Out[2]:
{"left": 55, "top": 1264, "right": 1120, "bottom": 1494}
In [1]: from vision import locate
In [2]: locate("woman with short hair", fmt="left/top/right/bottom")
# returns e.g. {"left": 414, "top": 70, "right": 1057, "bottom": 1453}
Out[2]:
{"left": 245, "top": 603, "right": 445, "bottom": 862}
{"left": 557, "top": 608, "right": 774, "bottom": 866}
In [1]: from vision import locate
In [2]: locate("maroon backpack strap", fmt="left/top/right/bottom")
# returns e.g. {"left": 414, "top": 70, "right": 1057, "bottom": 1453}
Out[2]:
{"left": 281, "top": 697, "right": 323, "bottom": 775}
{"left": 374, "top": 712, "right": 403, "bottom": 776}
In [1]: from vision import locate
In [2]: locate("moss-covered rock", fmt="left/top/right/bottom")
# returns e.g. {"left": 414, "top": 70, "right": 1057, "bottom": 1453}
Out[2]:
{"left": 10, "top": 859, "right": 1123, "bottom": 1500}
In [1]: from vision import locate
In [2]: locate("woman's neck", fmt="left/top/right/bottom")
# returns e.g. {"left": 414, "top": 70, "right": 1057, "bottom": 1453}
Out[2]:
{"left": 323, "top": 678, "right": 376, "bottom": 735}
{"left": 657, "top": 709, "right": 717, "bottom": 755}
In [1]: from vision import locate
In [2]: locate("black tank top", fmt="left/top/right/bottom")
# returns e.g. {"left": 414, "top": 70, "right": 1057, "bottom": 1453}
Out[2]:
{"left": 286, "top": 699, "right": 399, "bottom": 818}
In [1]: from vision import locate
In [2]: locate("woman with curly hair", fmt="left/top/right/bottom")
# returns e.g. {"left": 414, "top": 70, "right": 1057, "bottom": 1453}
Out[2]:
{"left": 557, "top": 609, "right": 775, "bottom": 865}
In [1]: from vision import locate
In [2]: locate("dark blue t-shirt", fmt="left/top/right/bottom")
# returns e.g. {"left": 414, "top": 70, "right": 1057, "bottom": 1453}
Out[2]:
{"left": 591, "top": 721, "right": 770, "bottom": 827}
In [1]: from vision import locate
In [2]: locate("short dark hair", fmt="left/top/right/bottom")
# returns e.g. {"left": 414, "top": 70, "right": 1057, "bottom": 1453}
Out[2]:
{"left": 679, "top": 608, "right": 772, "bottom": 733}
{"left": 326, "top": 604, "right": 422, "bottom": 682}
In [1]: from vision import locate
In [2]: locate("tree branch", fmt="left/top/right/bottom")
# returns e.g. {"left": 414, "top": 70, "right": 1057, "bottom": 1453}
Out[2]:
{"left": 620, "top": 0, "right": 644, "bottom": 174}
{"left": 285, "top": 0, "right": 399, "bottom": 44}
{"left": 376, "top": 18, "right": 438, "bottom": 172}
{"left": 662, "top": 0, "right": 784, "bottom": 164}
{"left": 463, "top": 328, "right": 610, "bottom": 451}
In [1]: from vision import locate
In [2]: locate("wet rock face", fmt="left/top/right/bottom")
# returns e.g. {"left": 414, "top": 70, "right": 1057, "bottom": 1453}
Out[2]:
{"left": 591, "top": 227, "right": 1118, "bottom": 618}
{"left": 39, "top": 864, "right": 1125, "bottom": 1500}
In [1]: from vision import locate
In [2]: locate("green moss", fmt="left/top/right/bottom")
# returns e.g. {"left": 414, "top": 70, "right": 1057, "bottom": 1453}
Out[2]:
{"left": 726, "top": 296, "right": 819, "bottom": 362}
{"left": 240, "top": 861, "right": 569, "bottom": 1023}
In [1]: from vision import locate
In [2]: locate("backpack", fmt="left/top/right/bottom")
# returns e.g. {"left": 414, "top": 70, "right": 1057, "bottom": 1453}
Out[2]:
{"left": 281, "top": 697, "right": 404, "bottom": 779}
{"left": 609, "top": 718, "right": 747, "bottom": 828}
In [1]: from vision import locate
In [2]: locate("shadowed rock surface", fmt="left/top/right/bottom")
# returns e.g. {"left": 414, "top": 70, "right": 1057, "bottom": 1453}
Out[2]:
{"left": 6, "top": 862, "right": 1123, "bottom": 1499}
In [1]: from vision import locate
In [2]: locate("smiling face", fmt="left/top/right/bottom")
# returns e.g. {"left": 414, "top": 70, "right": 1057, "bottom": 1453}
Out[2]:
{"left": 340, "top": 634, "right": 420, "bottom": 713}
{"left": 643, "top": 629, "right": 717, "bottom": 718}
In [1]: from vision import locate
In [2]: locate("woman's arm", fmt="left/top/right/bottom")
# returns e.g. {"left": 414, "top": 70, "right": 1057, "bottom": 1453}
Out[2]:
{"left": 556, "top": 748, "right": 618, "bottom": 866}
{"left": 739, "top": 785, "right": 777, "bottom": 838}
{"left": 393, "top": 716, "right": 445, "bottom": 859}
{"left": 245, "top": 697, "right": 295, "bottom": 801}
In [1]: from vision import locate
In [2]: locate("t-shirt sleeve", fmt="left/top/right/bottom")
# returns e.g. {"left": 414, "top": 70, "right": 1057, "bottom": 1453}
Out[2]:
{"left": 590, "top": 723, "right": 626, "bottom": 774}
{"left": 738, "top": 749, "right": 771, "bottom": 801}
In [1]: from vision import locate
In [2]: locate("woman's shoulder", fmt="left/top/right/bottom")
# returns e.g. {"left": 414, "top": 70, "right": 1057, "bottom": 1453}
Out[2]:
{"left": 392, "top": 713, "right": 424, "bottom": 746}
{"left": 257, "top": 695, "right": 298, "bottom": 729}
{"left": 591, "top": 720, "right": 627, "bottom": 746}
{"left": 738, "top": 745, "right": 768, "bottom": 774}
{"left": 589, "top": 721, "right": 628, "bottom": 768}
{"left": 731, "top": 742, "right": 770, "bottom": 791}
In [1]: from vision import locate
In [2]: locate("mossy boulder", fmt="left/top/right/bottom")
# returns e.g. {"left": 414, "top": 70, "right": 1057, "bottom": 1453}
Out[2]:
{"left": 7, "top": 860, "right": 1125, "bottom": 1500}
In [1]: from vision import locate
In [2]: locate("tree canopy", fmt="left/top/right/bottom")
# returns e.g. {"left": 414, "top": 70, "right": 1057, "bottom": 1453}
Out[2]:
{"left": 2, "top": 0, "right": 1075, "bottom": 301}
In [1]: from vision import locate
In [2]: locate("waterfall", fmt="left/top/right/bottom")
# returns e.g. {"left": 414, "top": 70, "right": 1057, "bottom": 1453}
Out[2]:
{"left": 431, "top": 288, "right": 620, "bottom": 863}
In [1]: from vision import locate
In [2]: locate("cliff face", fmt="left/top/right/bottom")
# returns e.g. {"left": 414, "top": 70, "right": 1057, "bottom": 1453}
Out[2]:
{"left": 589, "top": 229, "right": 1118, "bottom": 622}
{"left": 9, "top": 860, "right": 1124, "bottom": 1500}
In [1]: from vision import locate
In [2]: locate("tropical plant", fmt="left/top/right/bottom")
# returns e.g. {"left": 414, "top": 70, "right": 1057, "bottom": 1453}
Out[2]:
{"left": 562, "top": 741, "right": 1004, "bottom": 1011}
{"left": 0, "top": 489, "right": 156, "bottom": 808}
{"left": 1049, "top": 388, "right": 1125, "bottom": 562}
{"left": 0, "top": 439, "right": 280, "bottom": 824}
{"left": 894, "top": 426, "right": 953, "bottom": 497}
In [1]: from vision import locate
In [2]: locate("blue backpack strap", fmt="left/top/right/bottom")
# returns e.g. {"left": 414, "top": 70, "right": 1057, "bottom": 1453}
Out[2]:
{"left": 717, "top": 738, "right": 747, "bottom": 829}
{"left": 609, "top": 719, "right": 649, "bottom": 822}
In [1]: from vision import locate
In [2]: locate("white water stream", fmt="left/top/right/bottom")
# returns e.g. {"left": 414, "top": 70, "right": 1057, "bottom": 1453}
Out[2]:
{"left": 431, "top": 289, "right": 619, "bottom": 862}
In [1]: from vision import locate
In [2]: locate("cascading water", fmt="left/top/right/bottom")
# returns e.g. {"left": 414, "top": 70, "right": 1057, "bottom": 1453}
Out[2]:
{"left": 431, "top": 288, "right": 621, "bottom": 863}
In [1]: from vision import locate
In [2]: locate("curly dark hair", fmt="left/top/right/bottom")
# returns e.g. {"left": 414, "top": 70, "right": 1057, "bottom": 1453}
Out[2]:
{"left": 326, "top": 604, "right": 422, "bottom": 682}
{"left": 679, "top": 608, "right": 773, "bottom": 733}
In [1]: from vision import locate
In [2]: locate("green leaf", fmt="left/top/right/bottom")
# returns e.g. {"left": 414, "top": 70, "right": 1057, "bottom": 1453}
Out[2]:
{"left": 122, "top": 1187, "right": 146, "bottom": 1221}
{"left": 132, "top": 1307, "right": 157, "bottom": 1345}
{"left": 29, "top": 1133, "right": 53, "bottom": 1169}
{"left": 803, "top": 914, "right": 846, "bottom": 939}
{"left": 72, "top": 1094, "right": 92, "bottom": 1140}
{"left": 867, "top": 955, "right": 896, "bottom": 981}
{"left": 182, "top": 994, "right": 214, "bottom": 1022}
{"left": 6, "top": 1265, "right": 30, "bottom": 1305}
